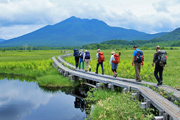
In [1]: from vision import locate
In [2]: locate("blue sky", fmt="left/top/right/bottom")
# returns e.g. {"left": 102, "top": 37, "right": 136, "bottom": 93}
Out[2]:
{"left": 0, "top": 0, "right": 180, "bottom": 39}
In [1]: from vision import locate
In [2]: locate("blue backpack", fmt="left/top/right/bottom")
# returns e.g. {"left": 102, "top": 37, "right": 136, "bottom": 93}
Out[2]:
{"left": 85, "top": 51, "right": 90, "bottom": 59}
{"left": 74, "top": 49, "right": 79, "bottom": 57}
{"left": 134, "top": 50, "right": 144, "bottom": 63}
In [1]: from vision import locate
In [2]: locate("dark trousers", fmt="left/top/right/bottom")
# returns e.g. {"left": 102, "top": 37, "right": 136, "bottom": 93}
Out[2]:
{"left": 154, "top": 63, "right": 163, "bottom": 84}
{"left": 96, "top": 61, "right": 104, "bottom": 73}
{"left": 75, "top": 57, "right": 79, "bottom": 68}
{"left": 112, "top": 69, "right": 116, "bottom": 72}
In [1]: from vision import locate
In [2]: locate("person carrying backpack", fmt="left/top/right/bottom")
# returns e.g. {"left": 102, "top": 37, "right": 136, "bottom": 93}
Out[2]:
{"left": 95, "top": 49, "right": 104, "bottom": 75}
{"left": 109, "top": 51, "right": 120, "bottom": 77}
{"left": 83, "top": 50, "right": 91, "bottom": 72}
{"left": 132, "top": 45, "right": 144, "bottom": 82}
{"left": 79, "top": 49, "right": 84, "bottom": 70}
{"left": 73, "top": 49, "right": 79, "bottom": 69}
{"left": 152, "top": 46, "right": 167, "bottom": 86}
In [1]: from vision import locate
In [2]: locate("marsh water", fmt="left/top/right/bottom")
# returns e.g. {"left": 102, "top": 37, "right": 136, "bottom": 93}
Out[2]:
{"left": 0, "top": 77, "right": 89, "bottom": 120}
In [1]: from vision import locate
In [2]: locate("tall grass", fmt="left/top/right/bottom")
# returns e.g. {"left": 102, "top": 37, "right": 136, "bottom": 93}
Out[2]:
{"left": 0, "top": 50, "right": 73, "bottom": 87}
{"left": 86, "top": 89, "right": 154, "bottom": 120}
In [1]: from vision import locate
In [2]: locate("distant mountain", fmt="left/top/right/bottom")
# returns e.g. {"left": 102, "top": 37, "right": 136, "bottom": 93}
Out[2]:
{"left": 155, "top": 27, "right": 180, "bottom": 41}
{"left": 0, "top": 16, "right": 167, "bottom": 47}
{"left": 0, "top": 39, "right": 5, "bottom": 42}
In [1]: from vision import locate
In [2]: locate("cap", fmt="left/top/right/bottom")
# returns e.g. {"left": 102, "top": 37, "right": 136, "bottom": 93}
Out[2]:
{"left": 133, "top": 45, "right": 138, "bottom": 48}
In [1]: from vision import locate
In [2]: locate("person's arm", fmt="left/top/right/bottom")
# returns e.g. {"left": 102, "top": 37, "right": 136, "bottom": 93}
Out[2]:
{"left": 83, "top": 53, "right": 85, "bottom": 61}
{"left": 109, "top": 55, "right": 112, "bottom": 65}
{"left": 96, "top": 53, "right": 99, "bottom": 63}
{"left": 152, "top": 53, "right": 157, "bottom": 67}
{"left": 132, "top": 50, "right": 137, "bottom": 66}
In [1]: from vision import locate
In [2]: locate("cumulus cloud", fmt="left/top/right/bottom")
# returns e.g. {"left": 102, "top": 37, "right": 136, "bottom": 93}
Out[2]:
{"left": 0, "top": 0, "right": 180, "bottom": 39}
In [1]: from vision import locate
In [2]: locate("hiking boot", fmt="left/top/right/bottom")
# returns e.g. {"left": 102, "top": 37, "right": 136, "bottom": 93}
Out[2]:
{"left": 89, "top": 68, "right": 91, "bottom": 72}
{"left": 157, "top": 82, "right": 162, "bottom": 86}
{"left": 136, "top": 80, "right": 141, "bottom": 82}
{"left": 95, "top": 72, "right": 98, "bottom": 74}
{"left": 114, "top": 73, "right": 117, "bottom": 78}
{"left": 102, "top": 73, "right": 104, "bottom": 75}
{"left": 85, "top": 70, "right": 87, "bottom": 72}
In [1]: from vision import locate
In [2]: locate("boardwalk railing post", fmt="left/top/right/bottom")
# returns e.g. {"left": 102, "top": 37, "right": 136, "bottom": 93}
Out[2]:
{"left": 63, "top": 71, "right": 68, "bottom": 77}
{"left": 140, "top": 102, "right": 147, "bottom": 109}
{"left": 96, "top": 83, "right": 103, "bottom": 90}
{"left": 159, "top": 110, "right": 164, "bottom": 116}
{"left": 68, "top": 75, "right": 74, "bottom": 80}
{"left": 163, "top": 113, "right": 169, "bottom": 120}
{"left": 108, "top": 84, "right": 114, "bottom": 90}
{"left": 145, "top": 99, "right": 151, "bottom": 109}
{"left": 154, "top": 116, "right": 163, "bottom": 120}
{"left": 140, "top": 99, "right": 151, "bottom": 109}
{"left": 123, "top": 86, "right": 131, "bottom": 93}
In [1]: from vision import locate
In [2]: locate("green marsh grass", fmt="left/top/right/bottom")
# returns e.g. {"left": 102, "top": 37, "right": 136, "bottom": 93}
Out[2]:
{"left": 0, "top": 50, "right": 73, "bottom": 87}
{"left": 86, "top": 89, "right": 154, "bottom": 120}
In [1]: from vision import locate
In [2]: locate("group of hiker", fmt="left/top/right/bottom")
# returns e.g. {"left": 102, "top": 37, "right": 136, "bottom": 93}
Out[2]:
{"left": 73, "top": 45, "right": 167, "bottom": 86}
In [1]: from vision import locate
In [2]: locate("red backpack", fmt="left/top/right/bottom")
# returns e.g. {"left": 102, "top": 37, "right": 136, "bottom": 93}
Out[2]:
{"left": 112, "top": 54, "right": 120, "bottom": 64}
{"left": 98, "top": 52, "right": 105, "bottom": 62}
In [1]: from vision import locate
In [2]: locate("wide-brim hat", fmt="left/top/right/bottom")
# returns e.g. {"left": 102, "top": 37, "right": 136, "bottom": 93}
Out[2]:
{"left": 111, "top": 51, "right": 115, "bottom": 54}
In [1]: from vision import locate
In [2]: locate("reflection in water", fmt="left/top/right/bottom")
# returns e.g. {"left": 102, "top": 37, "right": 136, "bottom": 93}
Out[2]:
{"left": 0, "top": 77, "right": 89, "bottom": 120}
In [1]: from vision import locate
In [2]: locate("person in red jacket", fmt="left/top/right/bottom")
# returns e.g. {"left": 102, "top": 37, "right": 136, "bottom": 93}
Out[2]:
{"left": 95, "top": 49, "right": 104, "bottom": 75}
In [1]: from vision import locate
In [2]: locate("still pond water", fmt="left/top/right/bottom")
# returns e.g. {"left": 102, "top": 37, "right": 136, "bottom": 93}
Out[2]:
{"left": 0, "top": 78, "right": 88, "bottom": 120}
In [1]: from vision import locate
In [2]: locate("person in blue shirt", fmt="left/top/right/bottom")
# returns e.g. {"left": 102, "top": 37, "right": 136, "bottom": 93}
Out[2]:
{"left": 132, "top": 45, "right": 141, "bottom": 82}
{"left": 79, "top": 49, "right": 84, "bottom": 69}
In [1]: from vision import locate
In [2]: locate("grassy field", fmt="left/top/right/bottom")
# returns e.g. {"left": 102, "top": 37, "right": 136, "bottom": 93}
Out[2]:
{"left": 65, "top": 49, "right": 180, "bottom": 89}
{"left": 0, "top": 50, "right": 73, "bottom": 87}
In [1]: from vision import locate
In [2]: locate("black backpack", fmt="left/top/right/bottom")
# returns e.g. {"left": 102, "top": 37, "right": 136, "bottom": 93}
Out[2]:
{"left": 79, "top": 52, "right": 84, "bottom": 59}
{"left": 74, "top": 49, "right": 79, "bottom": 57}
{"left": 157, "top": 50, "right": 167, "bottom": 67}
{"left": 134, "top": 50, "right": 144, "bottom": 63}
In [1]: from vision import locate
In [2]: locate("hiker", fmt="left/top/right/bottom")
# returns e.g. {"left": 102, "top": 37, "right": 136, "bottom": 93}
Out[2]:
{"left": 95, "top": 49, "right": 104, "bottom": 75}
{"left": 79, "top": 49, "right": 84, "bottom": 69}
{"left": 152, "top": 46, "right": 167, "bottom": 86}
{"left": 73, "top": 49, "right": 79, "bottom": 69}
{"left": 132, "top": 45, "right": 144, "bottom": 82}
{"left": 109, "top": 51, "right": 120, "bottom": 77}
{"left": 83, "top": 50, "right": 91, "bottom": 72}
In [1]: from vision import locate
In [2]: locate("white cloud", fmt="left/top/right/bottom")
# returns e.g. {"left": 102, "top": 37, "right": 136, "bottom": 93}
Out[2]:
{"left": 0, "top": 0, "right": 180, "bottom": 39}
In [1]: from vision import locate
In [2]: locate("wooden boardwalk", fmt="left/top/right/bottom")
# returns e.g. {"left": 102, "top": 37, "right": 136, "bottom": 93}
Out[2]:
{"left": 52, "top": 54, "right": 180, "bottom": 120}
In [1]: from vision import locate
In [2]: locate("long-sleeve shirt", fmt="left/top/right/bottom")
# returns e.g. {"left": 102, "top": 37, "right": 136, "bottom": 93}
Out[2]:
{"left": 96, "top": 53, "right": 99, "bottom": 59}
{"left": 153, "top": 52, "right": 158, "bottom": 63}
{"left": 109, "top": 55, "right": 115, "bottom": 65}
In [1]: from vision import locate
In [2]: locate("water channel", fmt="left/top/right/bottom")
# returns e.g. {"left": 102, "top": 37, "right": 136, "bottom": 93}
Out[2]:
{"left": 0, "top": 77, "right": 89, "bottom": 120}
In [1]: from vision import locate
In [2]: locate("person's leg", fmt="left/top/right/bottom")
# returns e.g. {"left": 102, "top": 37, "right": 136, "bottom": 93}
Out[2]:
{"left": 82, "top": 61, "right": 84, "bottom": 69}
{"left": 75, "top": 57, "right": 79, "bottom": 68}
{"left": 87, "top": 61, "right": 91, "bottom": 71}
{"left": 138, "top": 63, "right": 141, "bottom": 81}
{"left": 135, "top": 62, "right": 141, "bottom": 81}
{"left": 85, "top": 61, "right": 87, "bottom": 71}
{"left": 96, "top": 62, "right": 100, "bottom": 73}
{"left": 154, "top": 65, "right": 160, "bottom": 84}
{"left": 79, "top": 59, "right": 82, "bottom": 69}
{"left": 159, "top": 66, "right": 164, "bottom": 84}
{"left": 100, "top": 62, "right": 104, "bottom": 74}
